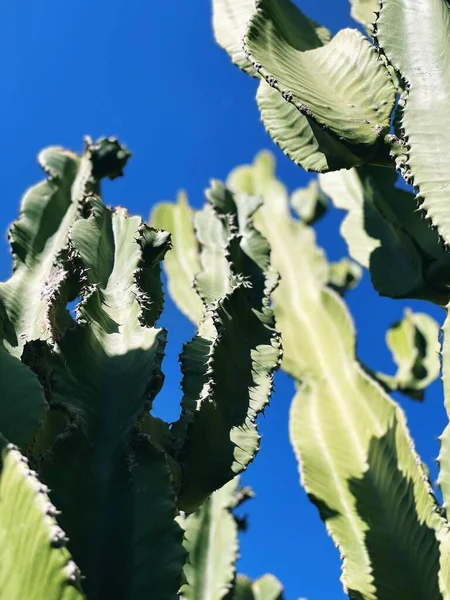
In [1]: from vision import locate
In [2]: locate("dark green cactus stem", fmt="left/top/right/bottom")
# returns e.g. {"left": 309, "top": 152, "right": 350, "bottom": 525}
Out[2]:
{"left": 153, "top": 181, "right": 282, "bottom": 513}
{"left": 36, "top": 200, "right": 184, "bottom": 600}
{"left": 1, "top": 139, "right": 185, "bottom": 599}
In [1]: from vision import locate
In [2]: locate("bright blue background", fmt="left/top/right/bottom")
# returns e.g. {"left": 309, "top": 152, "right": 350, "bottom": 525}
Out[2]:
{"left": 0, "top": 2, "right": 446, "bottom": 598}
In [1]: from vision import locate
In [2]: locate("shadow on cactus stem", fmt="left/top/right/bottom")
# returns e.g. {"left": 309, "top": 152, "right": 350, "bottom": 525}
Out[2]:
{"left": 348, "top": 424, "right": 441, "bottom": 599}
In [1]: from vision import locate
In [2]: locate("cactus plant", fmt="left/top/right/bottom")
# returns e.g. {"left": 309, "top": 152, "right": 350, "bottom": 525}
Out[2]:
{"left": 207, "top": 0, "right": 450, "bottom": 594}
{"left": 0, "top": 137, "right": 281, "bottom": 599}
{"left": 5, "top": 0, "right": 450, "bottom": 597}
{"left": 160, "top": 145, "right": 449, "bottom": 599}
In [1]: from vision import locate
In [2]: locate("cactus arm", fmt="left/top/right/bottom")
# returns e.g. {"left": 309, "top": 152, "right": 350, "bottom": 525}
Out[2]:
{"left": 157, "top": 184, "right": 281, "bottom": 513}
{"left": 375, "top": 0, "right": 450, "bottom": 246}
{"left": 177, "top": 282, "right": 281, "bottom": 513}
{"left": 286, "top": 297, "right": 446, "bottom": 599}
{"left": 373, "top": 310, "right": 441, "bottom": 401}
{"left": 291, "top": 384, "right": 447, "bottom": 600}
{"left": 178, "top": 473, "right": 279, "bottom": 600}
{"left": 228, "top": 153, "right": 450, "bottom": 599}
{"left": 151, "top": 193, "right": 203, "bottom": 325}
{"left": 319, "top": 166, "right": 450, "bottom": 303}
{"left": 0, "top": 147, "right": 80, "bottom": 351}
{"left": 0, "top": 437, "right": 85, "bottom": 599}
{"left": 179, "top": 478, "right": 240, "bottom": 600}
{"left": 34, "top": 199, "right": 184, "bottom": 599}
{"left": 244, "top": 0, "right": 395, "bottom": 148}
{"left": 194, "top": 201, "right": 232, "bottom": 305}
{"left": 0, "top": 139, "right": 130, "bottom": 354}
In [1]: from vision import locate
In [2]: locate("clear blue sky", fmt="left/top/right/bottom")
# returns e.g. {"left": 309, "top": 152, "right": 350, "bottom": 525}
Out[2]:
{"left": 0, "top": 2, "right": 446, "bottom": 599}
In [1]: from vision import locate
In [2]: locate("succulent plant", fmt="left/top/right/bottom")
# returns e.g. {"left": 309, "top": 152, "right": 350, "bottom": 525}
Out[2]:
{"left": 160, "top": 141, "right": 448, "bottom": 598}
{"left": 0, "top": 137, "right": 281, "bottom": 599}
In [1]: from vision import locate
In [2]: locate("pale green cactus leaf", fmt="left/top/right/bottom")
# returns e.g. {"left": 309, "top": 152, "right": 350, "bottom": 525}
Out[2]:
{"left": 151, "top": 192, "right": 203, "bottom": 325}
{"left": 231, "top": 152, "right": 450, "bottom": 599}
{"left": 194, "top": 202, "right": 232, "bottom": 305}
{"left": 349, "top": 0, "right": 379, "bottom": 33}
{"left": 374, "top": 310, "right": 441, "bottom": 401}
{"left": 291, "top": 383, "right": 448, "bottom": 599}
{"left": 250, "top": 2, "right": 376, "bottom": 173}
{"left": 375, "top": 0, "right": 450, "bottom": 247}
{"left": 256, "top": 82, "right": 368, "bottom": 173}
{"left": 212, "top": 0, "right": 257, "bottom": 75}
{"left": 319, "top": 166, "right": 450, "bottom": 303}
{"left": 328, "top": 258, "right": 362, "bottom": 297}
{"left": 179, "top": 478, "right": 240, "bottom": 600}
{"left": 253, "top": 574, "right": 284, "bottom": 600}
{"left": 226, "top": 150, "right": 276, "bottom": 196}
{"left": 33, "top": 199, "right": 184, "bottom": 599}
{"left": 212, "top": 0, "right": 330, "bottom": 76}
{"left": 291, "top": 180, "right": 328, "bottom": 225}
{"left": 245, "top": 0, "right": 395, "bottom": 147}
{"left": 0, "top": 437, "right": 86, "bottom": 599}
{"left": 213, "top": 0, "right": 370, "bottom": 173}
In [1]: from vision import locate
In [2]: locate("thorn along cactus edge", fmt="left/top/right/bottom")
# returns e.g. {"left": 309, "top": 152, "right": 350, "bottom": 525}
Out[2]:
{"left": 3, "top": 2, "right": 450, "bottom": 600}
